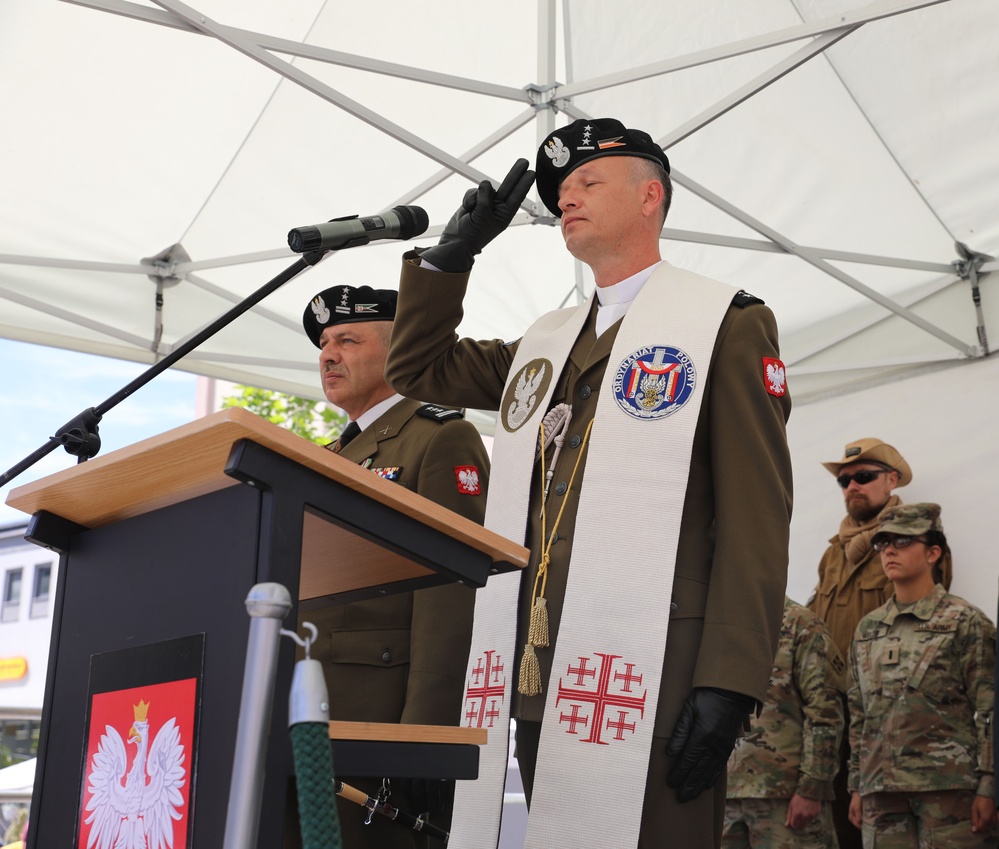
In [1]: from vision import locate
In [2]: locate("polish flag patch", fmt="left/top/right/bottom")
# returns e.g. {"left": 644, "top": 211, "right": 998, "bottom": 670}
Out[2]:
{"left": 455, "top": 465, "right": 482, "bottom": 495}
{"left": 763, "top": 357, "right": 787, "bottom": 397}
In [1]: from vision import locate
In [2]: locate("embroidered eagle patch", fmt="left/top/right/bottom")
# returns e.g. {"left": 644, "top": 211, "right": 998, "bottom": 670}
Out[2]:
{"left": 454, "top": 465, "right": 482, "bottom": 495}
{"left": 762, "top": 357, "right": 787, "bottom": 397}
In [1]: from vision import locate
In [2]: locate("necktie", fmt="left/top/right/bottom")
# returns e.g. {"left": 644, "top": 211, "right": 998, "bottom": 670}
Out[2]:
{"left": 333, "top": 421, "right": 361, "bottom": 454}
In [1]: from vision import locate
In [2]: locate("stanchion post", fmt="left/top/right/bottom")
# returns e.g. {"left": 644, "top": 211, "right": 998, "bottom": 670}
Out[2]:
{"left": 223, "top": 582, "right": 293, "bottom": 849}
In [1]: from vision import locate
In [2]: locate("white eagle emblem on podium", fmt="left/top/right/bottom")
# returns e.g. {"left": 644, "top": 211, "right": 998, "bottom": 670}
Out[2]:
{"left": 84, "top": 699, "right": 187, "bottom": 849}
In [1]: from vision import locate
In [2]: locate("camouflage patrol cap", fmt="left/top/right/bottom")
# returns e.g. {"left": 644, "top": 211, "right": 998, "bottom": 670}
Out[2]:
{"left": 821, "top": 437, "right": 912, "bottom": 487}
{"left": 303, "top": 285, "right": 397, "bottom": 348}
{"left": 876, "top": 502, "right": 944, "bottom": 537}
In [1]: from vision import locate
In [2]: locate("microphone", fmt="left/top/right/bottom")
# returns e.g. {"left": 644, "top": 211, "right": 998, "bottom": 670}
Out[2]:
{"left": 287, "top": 205, "right": 429, "bottom": 253}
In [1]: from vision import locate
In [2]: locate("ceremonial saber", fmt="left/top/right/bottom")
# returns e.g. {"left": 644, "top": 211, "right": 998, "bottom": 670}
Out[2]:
{"left": 334, "top": 780, "right": 450, "bottom": 845}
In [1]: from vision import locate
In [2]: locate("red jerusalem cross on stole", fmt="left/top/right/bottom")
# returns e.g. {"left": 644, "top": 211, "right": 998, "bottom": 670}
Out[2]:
{"left": 464, "top": 650, "right": 506, "bottom": 728}
{"left": 555, "top": 653, "right": 647, "bottom": 744}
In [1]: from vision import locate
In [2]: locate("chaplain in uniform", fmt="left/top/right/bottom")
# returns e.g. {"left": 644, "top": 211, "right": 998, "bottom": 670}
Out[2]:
{"left": 385, "top": 118, "right": 792, "bottom": 848}
{"left": 298, "top": 284, "right": 490, "bottom": 849}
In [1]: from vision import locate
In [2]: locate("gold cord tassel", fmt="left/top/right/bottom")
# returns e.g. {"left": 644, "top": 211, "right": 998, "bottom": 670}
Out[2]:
{"left": 527, "top": 597, "right": 549, "bottom": 648}
{"left": 518, "top": 644, "right": 543, "bottom": 696}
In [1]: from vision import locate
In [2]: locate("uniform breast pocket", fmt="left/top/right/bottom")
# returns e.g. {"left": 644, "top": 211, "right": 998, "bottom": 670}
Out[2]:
{"left": 907, "top": 626, "right": 958, "bottom": 702}
{"left": 852, "top": 632, "right": 885, "bottom": 701}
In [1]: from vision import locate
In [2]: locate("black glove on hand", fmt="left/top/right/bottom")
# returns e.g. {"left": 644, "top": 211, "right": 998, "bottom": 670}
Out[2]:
{"left": 420, "top": 158, "right": 535, "bottom": 272}
{"left": 665, "top": 687, "right": 756, "bottom": 803}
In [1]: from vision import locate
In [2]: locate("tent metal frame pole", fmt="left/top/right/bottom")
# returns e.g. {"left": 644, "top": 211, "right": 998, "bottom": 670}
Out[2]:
{"left": 63, "top": 0, "right": 526, "bottom": 101}
{"left": 390, "top": 108, "right": 539, "bottom": 208}
{"left": 671, "top": 169, "right": 976, "bottom": 357}
{"left": 785, "top": 274, "right": 961, "bottom": 365}
{"left": 553, "top": 0, "right": 951, "bottom": 99}
{"left": 654, "top": 232, "right": 954, "bottom": 274}
{"left": 148, "top": 0, "right": 521, "bottom": 186}
{"left": 661, "top": 28, "right": 856, "bottom": 148}
{"left": 0, "top": 285, "right": 155, "bottom": 349}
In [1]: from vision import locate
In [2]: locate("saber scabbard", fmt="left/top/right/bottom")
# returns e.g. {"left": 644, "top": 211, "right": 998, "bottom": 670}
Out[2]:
{"left": 334, "top": 779, "right": 450, "bottom": 845}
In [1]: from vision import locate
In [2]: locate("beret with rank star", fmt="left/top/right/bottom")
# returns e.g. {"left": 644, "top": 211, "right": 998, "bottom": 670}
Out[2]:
{"left": 535, "top": 117, "right": 671, "bottom": 217}
{"left": 304, "top": 285, "right": 397, "bottom": 348}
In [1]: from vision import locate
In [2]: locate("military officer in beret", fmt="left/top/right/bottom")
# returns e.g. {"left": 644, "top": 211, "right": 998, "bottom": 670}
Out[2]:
{"left": 386, "top": 118, "right": 792, "bottom": 848}
{"left": 847, "top": 503, "right": 996, "bottom": 847}
{"left": 300, "top": 284, "right": 490, "bottom": 848}
{"left": 724, "top": 597, "right": 846, "bottom": 849}
{"left": 809, "top": 438, "right": 953, "bottom": 849}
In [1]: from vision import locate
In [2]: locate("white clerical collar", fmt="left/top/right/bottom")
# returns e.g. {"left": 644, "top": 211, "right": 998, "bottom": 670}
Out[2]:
{"left": 355, "top": 392, "right": 405, "bottom": 432}
{"left": 594, "top": 261, "right": 663, "bottom": 336}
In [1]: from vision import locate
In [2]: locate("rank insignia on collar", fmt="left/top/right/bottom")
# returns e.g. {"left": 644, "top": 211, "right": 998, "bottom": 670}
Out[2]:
{"left": 370, "top": 466, "right": 402, "bottom": 481}
{"left": 416, "top": 404, "right": 464, "bottom": 423}
{"left": 613, "top": 345, "right": 695, "bottom": 420}
{"left": 455, "top": 465, "right": 482, "bottom": 495}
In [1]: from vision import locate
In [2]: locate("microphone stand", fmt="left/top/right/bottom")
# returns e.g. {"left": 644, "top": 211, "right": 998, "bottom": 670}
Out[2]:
{"left": 1, "top": 249, "right": 327, "bottom": 489}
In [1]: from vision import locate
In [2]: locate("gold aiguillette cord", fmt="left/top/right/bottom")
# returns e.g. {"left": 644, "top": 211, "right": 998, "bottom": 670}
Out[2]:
{"left": 518, "top": 417, "right": 594, "bottom": 697}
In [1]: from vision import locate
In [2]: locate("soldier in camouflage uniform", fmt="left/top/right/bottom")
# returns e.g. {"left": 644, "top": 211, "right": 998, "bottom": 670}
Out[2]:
{"left": 724, "top": 596, "right": 847, "bottom": 849}
{"left": 848, "top": 503, "right": 997, "bottom": 848}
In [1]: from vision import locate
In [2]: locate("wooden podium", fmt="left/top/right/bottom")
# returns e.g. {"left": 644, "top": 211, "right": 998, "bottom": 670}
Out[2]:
{"left": 6, "top": 408, "right": 527, "bottom": 848}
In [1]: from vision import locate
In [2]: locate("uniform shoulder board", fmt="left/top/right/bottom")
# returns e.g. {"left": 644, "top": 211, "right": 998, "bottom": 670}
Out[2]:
{"left": 732, "top": 289, "right": 765, "bottom": 308}
{"left": 416, "top": 403, "right": 465, "bottom": 423}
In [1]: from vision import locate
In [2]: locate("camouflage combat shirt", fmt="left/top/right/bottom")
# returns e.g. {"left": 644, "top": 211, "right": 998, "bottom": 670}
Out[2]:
{"left": 728, "top": 596, "right": 847, "bottom": 800}
{"left": 848, "top": 583, "right": 996, "bottom": 797}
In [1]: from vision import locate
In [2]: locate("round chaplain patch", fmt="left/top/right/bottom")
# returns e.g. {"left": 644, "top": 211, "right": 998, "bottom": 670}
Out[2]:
{"left": 613, "top": 345, "right": 696, "bottom": 420}
{"left": 501, "top": 357, "right": 554, "bottom": 432}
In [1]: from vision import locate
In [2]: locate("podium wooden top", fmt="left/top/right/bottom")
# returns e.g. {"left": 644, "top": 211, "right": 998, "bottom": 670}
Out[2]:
{"left": 328, "top": 721, "right": 486, "bottom": 746}
{"left": 5, "top": 408, "right": 528, "bottom": 581}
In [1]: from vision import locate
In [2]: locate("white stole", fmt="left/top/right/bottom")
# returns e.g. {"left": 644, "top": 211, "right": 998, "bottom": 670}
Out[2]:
{"left": 450, "top": 263, "right": 736, "bottom": 849}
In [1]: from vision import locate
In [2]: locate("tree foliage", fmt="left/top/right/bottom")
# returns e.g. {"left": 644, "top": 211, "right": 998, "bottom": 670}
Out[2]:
{"left": 221, "top": 385, "right": 346, "bottom": 445}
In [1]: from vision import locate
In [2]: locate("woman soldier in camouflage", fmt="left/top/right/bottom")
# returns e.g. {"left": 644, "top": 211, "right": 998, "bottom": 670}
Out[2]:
{"left": 848, "top": 503, "right": 997, "bottom": 847}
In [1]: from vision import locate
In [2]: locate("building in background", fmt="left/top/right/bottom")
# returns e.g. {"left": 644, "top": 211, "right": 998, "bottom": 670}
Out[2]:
{"left": 0, "top": 520, "right": 55, "bottom": 838}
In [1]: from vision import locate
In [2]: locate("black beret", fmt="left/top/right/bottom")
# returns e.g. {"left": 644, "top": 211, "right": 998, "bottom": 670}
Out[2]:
{"left": 535, "top": 118, "right": 670, "bottom": 217}
{"left": 303, "top": 285, "right": 397, "bottom": 348}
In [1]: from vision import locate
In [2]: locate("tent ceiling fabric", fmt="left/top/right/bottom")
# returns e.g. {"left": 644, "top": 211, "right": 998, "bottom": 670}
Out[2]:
{"left": 1, "top": 0, "right": 996, "bottom": 415}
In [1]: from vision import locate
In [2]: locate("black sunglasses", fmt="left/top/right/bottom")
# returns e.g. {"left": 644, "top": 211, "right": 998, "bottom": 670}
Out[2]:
{"left": 836, "top": 469, "right": 892, "bottom": 489}
{"left": 872, "top": 535, "right": 927, "bottom": 552}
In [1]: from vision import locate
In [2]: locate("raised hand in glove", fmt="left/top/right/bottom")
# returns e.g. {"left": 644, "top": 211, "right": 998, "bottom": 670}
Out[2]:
{"left": 419, "top": 158, "right": 535, "bottom": 273}
{"left": 665, "top": 686, "right": 756, "bottom": 803}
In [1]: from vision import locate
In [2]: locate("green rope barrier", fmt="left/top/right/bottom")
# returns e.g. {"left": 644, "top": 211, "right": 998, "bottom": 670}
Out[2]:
{"left": 290, "top": 720, "right": 342, "bottom": 849}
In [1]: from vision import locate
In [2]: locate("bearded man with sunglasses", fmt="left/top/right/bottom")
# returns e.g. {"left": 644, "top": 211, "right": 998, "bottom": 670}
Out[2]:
{"left": 808, "top": 438, "right": 952, "bottom": 849}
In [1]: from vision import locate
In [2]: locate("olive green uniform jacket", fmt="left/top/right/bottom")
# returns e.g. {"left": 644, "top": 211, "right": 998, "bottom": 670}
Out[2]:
{"left": 307, "top": 396, "right": 488, "bottom": 726}
{"left": 386, "top": 256, "right": 793, "bottom": 847}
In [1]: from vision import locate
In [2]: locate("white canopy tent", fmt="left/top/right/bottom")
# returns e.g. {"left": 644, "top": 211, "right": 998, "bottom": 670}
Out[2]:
{"left": 0, "top": 759, "right": 34, "bottom": 804}
{"left": 2, "top": 0, "right": 997, "bottom": 600}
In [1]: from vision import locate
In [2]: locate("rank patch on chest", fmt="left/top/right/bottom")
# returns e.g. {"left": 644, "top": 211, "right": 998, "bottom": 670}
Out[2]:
{"left": 454, "top": 465, "right": 482, "bottom": 495}
{"left": 370, "top": 466, "right": 402, "bottom": 481}
{"left": 762, "top": 357, "right": 787, "bottom": 397}
{"left": 613, "top": 345, "right": 696, "bottom": 420}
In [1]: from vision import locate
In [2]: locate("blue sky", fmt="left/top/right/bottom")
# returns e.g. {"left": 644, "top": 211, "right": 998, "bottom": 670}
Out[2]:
{"left": 0, "top": 339, "right": 198, "bottom": 527}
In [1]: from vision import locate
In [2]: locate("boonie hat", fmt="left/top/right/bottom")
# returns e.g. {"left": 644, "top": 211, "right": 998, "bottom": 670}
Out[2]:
{"left": 821, "top": 437, "right": 912, "bottom": 487}
{"left": 303, "top": 285, "right": 397, "bottom": 348}
{"left": 535, "top": 117, "right": 670, "bottom": 217}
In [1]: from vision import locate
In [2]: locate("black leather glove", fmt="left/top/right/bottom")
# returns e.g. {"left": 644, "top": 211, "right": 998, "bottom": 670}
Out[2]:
{"left": 665, "top": 687, "right": 756, "bottom": 803}
{"left": 419, "top": 158, "right": 535, "bottom": 272}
